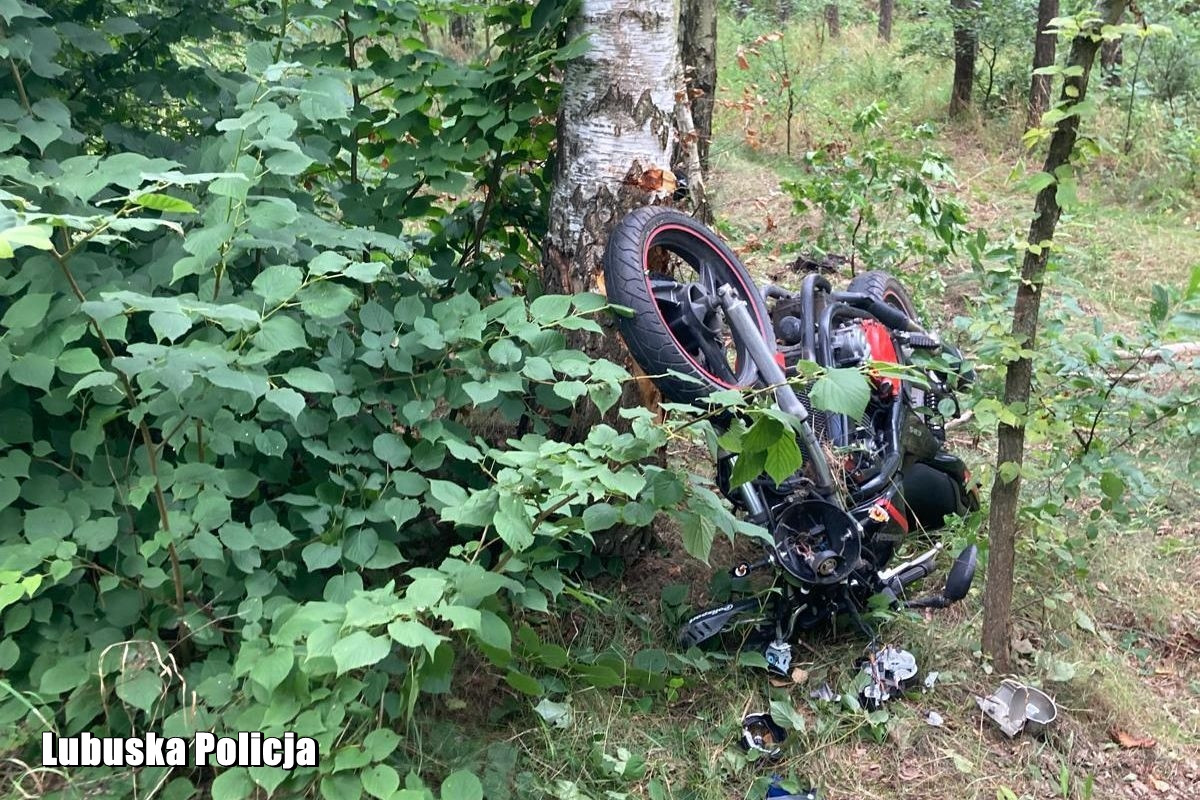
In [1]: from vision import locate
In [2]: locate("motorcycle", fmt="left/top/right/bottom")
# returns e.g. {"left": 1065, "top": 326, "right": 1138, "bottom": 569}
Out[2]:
{"left": 601, "top": 206, "right": 981, "bottom": 674}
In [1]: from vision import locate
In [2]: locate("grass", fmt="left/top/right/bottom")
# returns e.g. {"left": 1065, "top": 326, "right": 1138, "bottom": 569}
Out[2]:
{"left": 404, "top": 16, "right": 1200, "bottom": 800}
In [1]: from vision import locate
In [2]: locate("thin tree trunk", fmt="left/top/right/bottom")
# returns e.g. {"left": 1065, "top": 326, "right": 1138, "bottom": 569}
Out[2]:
{"left": 949, "top": 0, "right": 978, "bottom": 116}
{"left": 678, "top": 0, "right": 717, "bottom": 172}
{"left": 1027, "top": 0, "right": 1059, "bottom": 128}
{"left": 878, "top": 0, "right": 894, "bottom": 42}
{"left": 1101, "top": 37, "right": 1124, "bottom": 85}
{"left": 981, "top": 0, "right": 1129, "bottom": 673}
{"left": 825, "top": 4, "right": 840, "bottom": 37}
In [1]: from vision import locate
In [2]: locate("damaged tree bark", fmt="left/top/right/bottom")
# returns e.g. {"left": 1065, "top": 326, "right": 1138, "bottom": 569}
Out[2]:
{"left": 544, "top": 0, "right": 679, "bottom": 306}
{"left": 542, "top": 0, "right": 681, "bottom": 556}
{"left": 981, "top": 0, "right": 1129, "bottom": 673}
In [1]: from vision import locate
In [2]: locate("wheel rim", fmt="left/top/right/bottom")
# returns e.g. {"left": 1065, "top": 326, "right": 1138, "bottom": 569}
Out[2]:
{"left": 641, "top": 224, "right": 767, "bottom": 391}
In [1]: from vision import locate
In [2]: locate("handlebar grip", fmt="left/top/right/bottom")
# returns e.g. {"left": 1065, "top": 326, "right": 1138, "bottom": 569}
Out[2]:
{"left": 865, "top": 300, "right": 919, "bottom": 333}
{"left": 895, "top": 560, "right": 934, "bottom": 588}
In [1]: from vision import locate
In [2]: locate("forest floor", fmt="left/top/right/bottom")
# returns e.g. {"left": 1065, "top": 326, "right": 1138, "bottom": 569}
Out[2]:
{"left": 416, "top": 22, "right": 1200, "bottom": 800}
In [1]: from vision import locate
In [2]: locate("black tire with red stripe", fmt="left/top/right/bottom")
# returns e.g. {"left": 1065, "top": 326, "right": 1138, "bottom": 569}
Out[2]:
{"left": 602, "top": 206, "right": 773, "bottom": 405}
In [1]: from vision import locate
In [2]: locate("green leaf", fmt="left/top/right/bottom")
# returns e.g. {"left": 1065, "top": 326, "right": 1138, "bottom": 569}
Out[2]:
{"left": 763, "top": 433, "right": 801, "bottom": 485}
{"left": 75, "top": 517, "right": 118, "bottom": 551}
{"left": 0, "top": 225, "right": 53, "bottom": 257}
{"left": 810, "top": 367, "right": 871, "bottom": 419}
{"left": 252, "top": 265, "right": 304, "bottom": 305}
{"left": 149, "top": 310, "right": 192, "bottom": 343}
{"left": 302, "top": 542, "right": 341, "bottom": 571}
{"left": 742, "top": 415, "right": 784, "bottom": 454}
{"left": 133, "top": 192, "right": 196, "bottom": 214}
{"left": 9, "top": 353, "right": 54, "bottom": 390}
{"left": 362, "top": 764, "right": 400, "bottom": 800}
{"left": 342, "top": 528, "right": 378, "bottom": 566}
{"left": 69, "top": 371, "right": 117, "bottom": 396}
{"left": 488, "top": 339, "right": 522, "bottom": 366}
{"left": 476, "top": 609, "right": 512, "bottom": 652}
{"left": 39, "top": 659, "right": 89, "bottom": 694}
{"left": 283, "top": 367, "right": 336, "bottom": 394}
{"left": 494, "top": 494, "right": 534, "bottom": 551}
{"left": 1100, "top": 472, "right": 1124, "bottom": 500}
{"left": 387, "top": 619, "right": 446, "bottom": 657}
{"left": 680, "top": 513, "right": 715, "bottom": 564}
{"left": 728, "top": 448, "right": 765, "bottom": 489}
{"left": 16, "top": 116, "right": 60, "bottom": 153}
{"left": 1055, "top": 177, "right": 1078, "bottom": 211}
{"left": 530, "top": 294, "right": 571, "bottom": 322}
{"left": 56, "top": 348, "right": 101, "bottom": 375}
{"left": 363, "top": 728, "right": 401, "bottom": 760}
{"left": 1019, "top": 171, "right": 1056, "bottom": 194}
{"left": 211, "top": 769, "right": 253, "bottom": 800}
{"left": 250, "top": 647, "right": 293, "bottom": 692}
{"left": 504, "top": 669, "right": 543, "bottom": 695}
{"left": 373, "top": 434, "right": 411, "bottom": 468}
{"left": 441, "top": 771, "right": 483, "bottom": 800}
{"left": 582, "top": 503, "right": 620, "bottom": 533}
{"left": 331, "top": 631, "right": 392, "bottom": 674}
{"left": 1, "top": 292, "right": 51, "bottom": 329}
{"left": 265, "top": 387, "right": 306, "bottom": 420}
{"left": 116, "top": 668, "right": 163, "bottom": 712}
{"left": 299, "top": 281, "right": 356, "bottom": 319}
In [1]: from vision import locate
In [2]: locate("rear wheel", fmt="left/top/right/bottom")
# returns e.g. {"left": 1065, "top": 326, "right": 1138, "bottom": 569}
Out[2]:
{"left": 847, "top": 270, "right": 920, "bottom": 323}
{"left": 603, "top": 206, "right": 773, "bottom": 405}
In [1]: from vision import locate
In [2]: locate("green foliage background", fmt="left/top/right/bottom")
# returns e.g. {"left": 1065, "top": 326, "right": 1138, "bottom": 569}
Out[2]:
{"left": 0, "top": 2, "right": 772, "bottom": 797}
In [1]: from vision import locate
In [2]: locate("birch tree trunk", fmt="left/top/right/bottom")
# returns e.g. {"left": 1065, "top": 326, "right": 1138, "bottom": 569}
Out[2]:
{"left": 981, "top": 0, "right": 1129, "bottom": 673}
{"left": 1026, "top": 0, "right": 1059, "bottom": 128}
{"left": 544, "top": 0, "right": 680, "bottom": 304}
{"left": 543, "top": 1, "right": 680, "bottom": 557}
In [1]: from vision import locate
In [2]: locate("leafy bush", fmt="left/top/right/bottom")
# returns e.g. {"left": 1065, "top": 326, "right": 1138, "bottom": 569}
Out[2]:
{"left": 0, "top": 2, "right": 756, "bottom": 797}
{"left": 781, "top": 103, "right": 971, "bottom": 286}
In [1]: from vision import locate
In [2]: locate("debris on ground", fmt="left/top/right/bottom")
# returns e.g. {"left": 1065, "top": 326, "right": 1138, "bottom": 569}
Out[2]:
{"left": 858, "top": 645, "right": 919, "bottom": 709}
{"left": 739, "top": 712, "right": 788, "bottom": 761}
{"left": 976, "top": 679, "right": 1059, "bottom": 737}
{"left": 810, "top": 682, "right": 840, "bottom": 702}
{"left": 765, "top": 774, "right": 819, "bottom": 799}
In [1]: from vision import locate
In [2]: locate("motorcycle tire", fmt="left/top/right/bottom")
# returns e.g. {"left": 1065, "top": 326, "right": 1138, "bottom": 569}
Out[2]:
{"left": 602, "top": 206, "right": 773, "bottom": 406}
{"left": 847, "top": 270, "right": 921, "bottom": 323}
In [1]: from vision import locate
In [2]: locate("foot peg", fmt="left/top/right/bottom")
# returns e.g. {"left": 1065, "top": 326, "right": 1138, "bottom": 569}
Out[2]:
{"left": 678, "top": 597, "right": 763, "bottom": 649}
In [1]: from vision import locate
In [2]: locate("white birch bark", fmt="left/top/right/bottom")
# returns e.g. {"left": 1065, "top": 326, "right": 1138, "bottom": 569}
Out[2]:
{"left": 544, "top": 0, "right": 680, "bottom": 297}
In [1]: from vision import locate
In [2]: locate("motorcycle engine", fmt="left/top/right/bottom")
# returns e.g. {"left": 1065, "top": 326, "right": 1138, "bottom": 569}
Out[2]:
{"left": 829, "top": 322, "right": 871, "bottom": 368}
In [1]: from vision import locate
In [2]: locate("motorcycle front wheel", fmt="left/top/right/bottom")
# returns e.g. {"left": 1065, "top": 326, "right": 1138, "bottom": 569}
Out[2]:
{"left": 602, "top": 206, "right": 773, "bottom": 405}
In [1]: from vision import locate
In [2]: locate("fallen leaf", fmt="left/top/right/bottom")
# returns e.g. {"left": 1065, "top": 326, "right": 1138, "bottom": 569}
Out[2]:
{"left": 1150, "top": 776, "right": 1171, "bottom": 792}
{"left": 1113, "top": 729, "right": 1157, "bottom": 749}
{"left": 736, "top": 48, "right": 750, "bottom": 70}
{"left": 765, "top": 215, "right": 777, "bottom": 233}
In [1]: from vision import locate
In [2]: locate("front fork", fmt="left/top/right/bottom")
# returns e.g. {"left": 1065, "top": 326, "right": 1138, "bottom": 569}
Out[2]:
{"left": 717, "top": 284, "right": 841, "bottom": 504}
